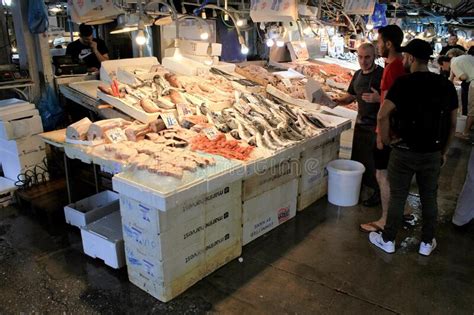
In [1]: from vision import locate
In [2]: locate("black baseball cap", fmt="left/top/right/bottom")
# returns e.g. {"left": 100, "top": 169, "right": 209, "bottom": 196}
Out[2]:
{"left": 400, "top": 39, "right": 432, "bottom": 61}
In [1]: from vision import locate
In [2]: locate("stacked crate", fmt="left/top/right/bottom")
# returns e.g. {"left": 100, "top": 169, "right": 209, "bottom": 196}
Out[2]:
{"left": 113, "top": 174, "right": 242, "bottom": 302}
{"left": 297, "top": 137, "right": 340, "bottom": 211}
{"left": 0, "top": 99, "right": 45, "bottom": 181}
{"left": 242, "top": 152, "right": 300, "bottom": 245}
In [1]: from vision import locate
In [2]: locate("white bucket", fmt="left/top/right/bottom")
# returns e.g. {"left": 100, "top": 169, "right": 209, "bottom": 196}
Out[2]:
{"left": 326, "top": 159, "right": 365, "bottom": 207}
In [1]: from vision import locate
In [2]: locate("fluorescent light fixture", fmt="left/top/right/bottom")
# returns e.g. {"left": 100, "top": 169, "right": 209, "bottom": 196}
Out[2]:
{"left": 2, "top": 0, "right": 12, "bottom": 6}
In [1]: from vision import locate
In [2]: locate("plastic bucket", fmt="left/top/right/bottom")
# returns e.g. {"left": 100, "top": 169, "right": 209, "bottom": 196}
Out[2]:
{"left": 326, "top": 159, "right": 365, "bottom": 207}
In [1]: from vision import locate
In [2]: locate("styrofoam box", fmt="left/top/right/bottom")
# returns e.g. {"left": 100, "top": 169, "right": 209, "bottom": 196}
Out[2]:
{"left": 0, "top": 98, "right": 35, "bottom": 116}
{"left": 0, "top": 115, "right": 43, "bottom": 140}
{"left": 0, "top": 176, "right": 17, "bottom": 207}
{"left": 243, "top": 155, "right": 300, "bottom": 201}
{"left": 125, "top": 230, "right": 241, "bottom": 302}
{"left": 64, "top": 190, "right": 119, "bottom": 228}
{"left": 112, "top": 166, "right": 243, "bottom": 212}
{"left": 80, "top": 211, "right": 125, "bottom": 269}
{"left": 119, "top": 180, "right": 241, "bottom": 236}
{"left": 121, "top": 197, "right": 241, "bottom": 262}
{"left": 242, "top": 178, "right": 298, "bottom": 245}
{"left": 299, "top": 138, "right": 338, "bottom": 193}
{"left": 0, "top": 109, "right": 39, "bottom": 122}
{"left": 0, "top": 135, "right": 45, "bottom": 156}
{"left": 0, "top": 149, "right": 46, "bottom": 181}
{"left": 297, "top": 178, "right": 328, "bottom": 211}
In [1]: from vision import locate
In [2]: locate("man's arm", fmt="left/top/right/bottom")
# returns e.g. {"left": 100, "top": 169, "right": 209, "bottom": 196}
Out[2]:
{"left": 90, "top": 41, "right": 109, "bottom": 62}
{"left": 332, "top": 93, "right": 356, "bottom": 105}
{"left": 377, "top": 99, "right": 396, "bottom": 145}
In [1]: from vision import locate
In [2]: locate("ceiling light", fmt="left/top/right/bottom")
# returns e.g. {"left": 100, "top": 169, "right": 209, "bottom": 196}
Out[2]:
{"left": 241, "top": 43, "right": 249, "bottom": 54}
{"left": 135, "top": 29, "right": 147, "bottom": 46}
{"left": 200, "top": 31, "right": 209, "bottom": 40}
{"left": 11, "top": 46, "right": 17, "bottom": 53}
{"left": 266, "top": 38, "right": 274, "bottom": 47}
{"left": 276, "top": 39, "right": 285, "bottom": 47}
{"left": 2, "top": 0, "right": 12, "bottom": 6}
{"left": 236, "top": 19, "right": 244, "bottom": 27}
{"left": 201, "top": 10, "right": 207, "bottom": 19}
{"left": 366, "top": 22, "right": 374, "bottom": 31}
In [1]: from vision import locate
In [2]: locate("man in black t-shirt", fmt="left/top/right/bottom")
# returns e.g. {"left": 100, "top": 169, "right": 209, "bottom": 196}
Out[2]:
{"left": 440, "top": 34, "right": 466, "bottom": 56}
{"left": 369, "top": 39, "right": 458, "bottom": 256}
{"left": 333, "top": 43, "right": 383, "bottom": 206}
{"left": 66, "top": 24, "right": 109, "bottom": 72}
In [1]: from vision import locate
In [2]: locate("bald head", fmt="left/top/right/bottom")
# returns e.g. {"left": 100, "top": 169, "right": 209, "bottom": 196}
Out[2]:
{"left": 357, "top": 43, "right": 376, "bottom": 72}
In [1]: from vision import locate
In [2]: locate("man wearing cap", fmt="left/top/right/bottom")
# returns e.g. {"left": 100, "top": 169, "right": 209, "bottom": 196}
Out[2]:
{"left": 369, "top": 39, "right": 458, "bottom": 256}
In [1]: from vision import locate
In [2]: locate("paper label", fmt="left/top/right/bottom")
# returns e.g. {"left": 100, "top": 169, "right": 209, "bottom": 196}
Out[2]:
{"left": 176, "top": 103, "right": 193, "bottom": 120}
{"left": 281, "top": 78, "right": 293, "bottom": 88}
{"left": 104, "top": 128, "right": 127, "bottom": 143}
{"left": 160, "top": 113, "right": 179, "bottom": 128}
{"left": 202, "top": 127, "right": 220, "bottom": 140}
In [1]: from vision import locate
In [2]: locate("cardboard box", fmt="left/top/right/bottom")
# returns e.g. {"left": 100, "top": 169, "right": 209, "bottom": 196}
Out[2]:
{"left": 0, "top": 149, "right": 46, "bottom": 181}
{"left": 0, "top": 115, "right": 43, "bottom": 140}
{"left": 64, "top": 190, "right": 119, "bottom": 228}
{"left": 80, "top": 211, "right": 125, "bottom": 269}
{"left": 242, "top": 178, "right": 298, "bottom": 245}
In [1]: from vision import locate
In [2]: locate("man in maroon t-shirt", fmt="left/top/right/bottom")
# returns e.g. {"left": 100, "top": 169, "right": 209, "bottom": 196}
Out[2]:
{"left": 360, "top": 25, "right": 408, "bottom": 233}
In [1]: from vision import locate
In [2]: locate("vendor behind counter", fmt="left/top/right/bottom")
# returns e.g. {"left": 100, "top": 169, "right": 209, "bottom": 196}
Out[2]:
{"left": 66, "top": 24, "right": 109, "bottom": 73}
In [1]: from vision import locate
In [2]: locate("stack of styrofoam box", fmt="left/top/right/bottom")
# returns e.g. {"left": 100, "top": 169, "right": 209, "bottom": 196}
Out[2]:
{"left": 112, "top": 174, "right": 242, "bottom": 302}
{"left": 64, "top": 191, "right": 123, "bottom": 268}
{"left": 297, "top": 136, "right": 340, "bottom": 211}
{"left": 242, "top": 153, "right": 300, "bottom": 245}
{"left": 0, "top": 176, "right": 18, "bottom": 207}
{"left": 0, "top": 98, "right": 45, "bottom": 181}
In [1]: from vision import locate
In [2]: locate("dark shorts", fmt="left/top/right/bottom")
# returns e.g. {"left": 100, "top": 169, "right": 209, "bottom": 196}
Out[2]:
{"left": 374, "top": 144, "right": 392, "bottom": 170}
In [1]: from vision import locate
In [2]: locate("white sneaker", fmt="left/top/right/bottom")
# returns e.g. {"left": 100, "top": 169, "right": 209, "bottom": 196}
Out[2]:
{"left": 419, "top": 239, "right": 437, "bottom": 256}
{"left": 369, "top": 232, "right": 395, "bottom": 254}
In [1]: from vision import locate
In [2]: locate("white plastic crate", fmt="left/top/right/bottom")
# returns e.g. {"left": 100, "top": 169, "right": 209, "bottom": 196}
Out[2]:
{"left": 242, "top": 178, "right": 298, "bottom": 245}
{"left": 80, "top": 211, "right": 125, "bottom": 269}
{"left": 64, "top": 190, "right": 119, "bottom": 228}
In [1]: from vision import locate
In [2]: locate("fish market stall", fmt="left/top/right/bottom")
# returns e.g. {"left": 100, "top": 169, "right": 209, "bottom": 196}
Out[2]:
{"left": 42, "top": 56, "right": 349, "bottom": 302}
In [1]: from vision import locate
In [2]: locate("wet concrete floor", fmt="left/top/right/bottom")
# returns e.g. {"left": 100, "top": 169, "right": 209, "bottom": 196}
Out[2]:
{"left": 0, "top": 140, "right": 473, "bottom": 314}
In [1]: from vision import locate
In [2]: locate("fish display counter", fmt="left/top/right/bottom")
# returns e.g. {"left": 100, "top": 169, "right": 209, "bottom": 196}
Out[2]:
{"left": 56, "top": 57, "right": 351, "bottom": 302}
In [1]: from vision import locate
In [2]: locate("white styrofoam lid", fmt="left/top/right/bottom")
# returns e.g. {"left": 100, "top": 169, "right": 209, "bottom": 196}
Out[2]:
{"left": 83, "top": 211, "right": 122, "bottom": 241}
{"left": 0, "top": 176, "right": 17, "bottom": 193}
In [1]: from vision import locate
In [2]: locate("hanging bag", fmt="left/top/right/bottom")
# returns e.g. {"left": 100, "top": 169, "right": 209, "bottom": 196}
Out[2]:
{"left": 28, "top": 0, "right": 49, "bottom": 34}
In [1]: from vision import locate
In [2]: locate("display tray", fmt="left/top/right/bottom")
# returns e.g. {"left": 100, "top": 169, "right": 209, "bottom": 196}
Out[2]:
{"left": 97, "top": 91, "right": 163, "bottom": 124}
{"left": 69, "top": 80, "right": 103, "bottom": 99}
